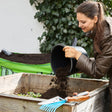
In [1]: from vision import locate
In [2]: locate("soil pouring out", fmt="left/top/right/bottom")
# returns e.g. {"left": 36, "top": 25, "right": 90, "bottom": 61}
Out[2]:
{"left": 41, "top": 66, "right": 71, "bottom": 99}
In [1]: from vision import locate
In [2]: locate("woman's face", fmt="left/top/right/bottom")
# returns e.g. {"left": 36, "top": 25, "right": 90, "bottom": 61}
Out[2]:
{"left": 77, "top": 13, "right": 97, "bottom": 33}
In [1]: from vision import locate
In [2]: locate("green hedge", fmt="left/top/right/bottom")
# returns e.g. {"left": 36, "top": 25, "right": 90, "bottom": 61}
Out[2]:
{"left": 30, "top": 0, "right": 112, "bottom": 57}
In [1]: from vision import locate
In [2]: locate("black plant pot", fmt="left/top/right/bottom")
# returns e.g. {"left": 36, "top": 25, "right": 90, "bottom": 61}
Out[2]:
{"left": 51, "top": 44, "right": 87, "bottom": 75}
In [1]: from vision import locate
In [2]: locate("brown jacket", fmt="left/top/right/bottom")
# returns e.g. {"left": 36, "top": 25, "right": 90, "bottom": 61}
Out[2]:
{"left": 76, "top": 17, "right": 112, "bottom": 112}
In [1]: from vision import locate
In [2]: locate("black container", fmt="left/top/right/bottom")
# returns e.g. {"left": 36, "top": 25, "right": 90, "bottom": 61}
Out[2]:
{"left": 51, "top": 44, "right": 87, "bottom": 75}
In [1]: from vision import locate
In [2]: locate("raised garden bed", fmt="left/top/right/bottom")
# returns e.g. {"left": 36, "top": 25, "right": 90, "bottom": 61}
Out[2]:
{"left": 0, "top": 73, "right": 109, "bottom": 112}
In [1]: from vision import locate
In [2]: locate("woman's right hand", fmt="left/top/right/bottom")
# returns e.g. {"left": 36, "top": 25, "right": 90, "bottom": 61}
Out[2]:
{"left": 63, "top": 46, "right": 82, "bottom": 60}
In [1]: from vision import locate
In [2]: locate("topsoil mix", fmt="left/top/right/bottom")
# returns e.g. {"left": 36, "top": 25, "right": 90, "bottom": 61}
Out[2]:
{"left": 0, "top": 51, "right": 70, "bottom": 99}
{"left": 41, "top": 67, "right": 71, "bottom": 99}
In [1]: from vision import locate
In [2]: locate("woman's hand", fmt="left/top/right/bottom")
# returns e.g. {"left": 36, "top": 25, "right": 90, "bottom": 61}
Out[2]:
{"left": 63, "top": 46, "right": 82, "bottom": 60}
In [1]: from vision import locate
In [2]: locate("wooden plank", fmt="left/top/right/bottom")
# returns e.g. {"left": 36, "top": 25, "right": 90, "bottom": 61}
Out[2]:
{"left": 29, "top": 73, "right": 56, "bottom": 93}
{"left": 0, "top": 96, "right": 42, "bottom": 112}
{"left": 0, "top": 73, "right": 23, "bottom": 93}
{"left": 0, "top": 95, "right": 74, "bottom": 112}
{"left": 67, "top": 77, "right": 108, "bottom": 93}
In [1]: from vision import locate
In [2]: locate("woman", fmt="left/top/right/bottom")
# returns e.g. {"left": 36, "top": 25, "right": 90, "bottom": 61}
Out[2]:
{"left": 63, "top": 1, "right": 112, "bottom": 112}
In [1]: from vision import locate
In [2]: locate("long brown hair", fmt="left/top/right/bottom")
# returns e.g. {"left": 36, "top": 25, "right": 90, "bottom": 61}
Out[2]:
{"left": 76, "top": 1, "right": 105, "bottom": 53}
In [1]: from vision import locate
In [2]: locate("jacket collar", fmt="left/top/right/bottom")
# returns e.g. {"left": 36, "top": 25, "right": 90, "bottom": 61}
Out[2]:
{"left": 85, "top": 28, "right": 96, "bottom": 39}
{"left": 105, "top": 16, "right": 112, "bottom": 36}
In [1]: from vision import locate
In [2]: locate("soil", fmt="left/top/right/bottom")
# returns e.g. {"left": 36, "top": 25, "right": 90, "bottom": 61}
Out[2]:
{"left": 41, "top": 67, "right": 71, "bottom": 99}
{"left": 0, "top": 51, "right": 51, "bottom": 64}
{"left": 0, "top": 50, "right": 70, "bottom": 99}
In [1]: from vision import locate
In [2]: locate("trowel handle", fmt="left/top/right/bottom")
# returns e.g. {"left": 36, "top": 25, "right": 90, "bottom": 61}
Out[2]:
{"left": 77, "top": 91, "right": 89, "bottom": 96}
{"left": 67, "top": 95, "right": 90, "bottom": 102}
{"left": 68, "top": 91, "right": 90, "bottom": 102}
{"left": 73, "top": 91, "right": 89, "bottom": 96}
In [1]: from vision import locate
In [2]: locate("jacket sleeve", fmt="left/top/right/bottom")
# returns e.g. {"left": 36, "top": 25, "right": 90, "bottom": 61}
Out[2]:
{"left": 76, "top": 37, "right": 112, "bottom": 79}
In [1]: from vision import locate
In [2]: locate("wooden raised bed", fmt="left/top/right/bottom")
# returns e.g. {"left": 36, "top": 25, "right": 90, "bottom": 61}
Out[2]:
{"left": 0, "top": 73, "right": 109, "bottom": 112}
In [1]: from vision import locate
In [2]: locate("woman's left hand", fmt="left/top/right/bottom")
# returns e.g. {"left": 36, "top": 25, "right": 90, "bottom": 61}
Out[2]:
{"left": 63, "top": 46, "right": 82, "bottom": 60}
